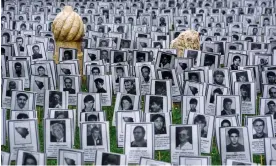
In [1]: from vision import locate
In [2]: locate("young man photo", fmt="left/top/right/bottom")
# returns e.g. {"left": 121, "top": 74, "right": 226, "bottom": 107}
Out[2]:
{"left": 226, "top": 128, "right": 245, "bottom": 152}
{"left": 252, "top": 118, "right": 268, "bottom": 139}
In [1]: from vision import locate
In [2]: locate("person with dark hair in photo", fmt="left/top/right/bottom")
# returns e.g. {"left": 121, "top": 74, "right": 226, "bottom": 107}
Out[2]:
{"left": 87, "top": 125, "right": 102, "bottom": 146}
{"left": 269, "top": 87, "right": 276, "bottom": 98}
{"left": 252, "top": 118, "right": 268, "bottom": 139}
{"left": 82, "top": 95, "right": 96, "bottom": 112}
{"left": 159, "top": 17, "right": 166, "bottom": 27}
{"left": 20, "top": 23, "right": 27, "bottom": 31}
{"left": 63, "top": 77, "right": 76, "bottom": 94}
{"left": 263, "top": 17, "right": 270, "bottom": 26}
{"left": 136, "top": 52, "right": 146, "bottom": 62}
{"left": 151, "top": 114, "right": 166, "bottom": 134}
{"left": 87, "top": 114, "right": 98, "bottom": 121}
{"left": 120, "top": 95, "right": 133, "bottom": 110}
{"left": 17, "top": 113, "right": 29, "bottom": 119}
{"left": 94, "top": 78, "right": 107, "bottom": 93}
{"left": 176, "top": 127, "right": 192, "bottom": 149}
{"left": 50, "top": 122, "right": 65, "bottom": 142}
{"left": 213, "top": 70, "right": 225, "bottom": 86}
{"left": 49, "top": 92, "right": 62, "bottom": 108}
{"left": 210, "top": 88, "right": 223, "bottom": 103}
{"left": 141, "top": 66, "right": 150, "bottom": 84}
{"left": 14, "top": 62, "right": 23, "bottom": 77}
{"left": 226, "top": 128, "right": 245, "bottom": 152}
{"left": 266, "top": 100, "right": 276, "bottom": 115}
{"left": 131, "top": 126, "right": 147, "bottom": 147}
{"left": 2, "top": 32, "right": 11, "bottom": 43}
{"left": 16, "top": 93, "right": 29, "bottom": 110}
{"left": 252, "top": 27, "right": 258, "bottom": 35}
{"left": 124, "top": 79, "right": 136, "bottom": 95}
{"left": 115, "top": 67, "right": 124, "bottom": 83}
{"left": 189, "top": 98, "right": 198, "bottom": 112}
{"left": 221, "top": 119, "right": 231, "bottom": 127}
{"left": 236, "top": 72, "right": 249, "bottom": 82}
{"left": 161, "top": 71, "right": 174, "bottom": 85}
{"left": 99, "top": 39, "right": 108, "bottom": 47}
{"left": 240, "top": 84, "right": 251, "bottom": 102}
{"left": 193, "top": 115, "right": 208, "bottom": 138}
{"left": 63, "top": 50, "right": 73, "bottom": 60}
{"left": 22, "top": 152, "right": 37, "bottom": 165}
{"left": 155, "top": 81, "right": 167, "bottom": 96}
{"left": 6, "top": 81, "right": 17, "bottom": 97}
{"left": 55, "top": 111, "right": 68, "bottom": 119}
{"left": 101, "top": 153, "right": 120, "bottom": 165}
{"left": 221, "top": 98, "right": 236, "bottom": 115}
{"left": 149, "top": 96, "right": 163, "bottom": 113}
{"left": 123, "top": 117, "right": 134, "bottom": 122}
{"left": 114, "top": 53, "right": 124, "bottom": 63}
{"left": 16, "top": 37, "right": 25, "bottom": 52}
{"left": 117, "top": 26, "right": 124, "bottom": 33}
{"left": 204, "top": 55, "right": 216, "bottom": 68}
{"left": 91, "top": 67, "right": 100, "bottom": 75}
{"left": 37, "top": 66, "right": 48, "bottom": 77}
{"left": 231, "top": 56, "right": 241, "bottom": 70}
{"left": 188, "top": 73, "right": 199, "bottom": 82}
{"left": 154, "top": 42, "right": 163, "bottom": 49}
{"left": 267, "top": 71, "right": 276, "bottom": 84}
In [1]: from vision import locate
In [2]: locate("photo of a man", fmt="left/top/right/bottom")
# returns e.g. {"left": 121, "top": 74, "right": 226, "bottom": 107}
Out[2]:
{"left": 22, "top": 152, "right": 37, "bottom": 165}
{"left": 221, "top": 98, "right": 236, "bottom": 115}
{"left": 269, "top": 87, "right": 276, "bottom": 98}
{"left": 226, "top": 128, "right": 245, "bottom": 152}
{"left": 175, "top": 127, "right": 193, "bottom": 150}
{"left": 63, "top": 50, "right": 73, "bottom": 60}
{"left": 159, "top": 54, "right": 171, "bottom": 68}
{"left": 149, "top": 96, "right": 163, "bottom": 113}
{"left": 15, "top": 93, "right": 29, "bottom": 110}
{"left": 155, "top": 81, "right": 167, "bottom": 96}
{"left": 16, "top": 37, "right": 24, "bottom": 52}
{"left": 231, "top": 56, "right": 241, "bottom": 70}
{"left": 87, "top": 125, "right": 103, "bottom": 146}
{"left": 150, "top": 114, "right": 166, "bottom": 135}
{"left": 141, "top": 66, "right": 151, "bottom": 84}
{"left": 37, "top": 66, "right": 48, "bottom": 76}
{"left": 115, "top": 67, "right": 124, "bottom": 83}
{"left": 94, "top": 78, "right": 107, "bottom": 93}
{"left": 252, "top": 118, "right": 268, "bottom": 139}
{"left": 14, "top": 62, "right": 24, "bottom": 77}
{"left": 266, "top": 100, "right": 276, "bottom": 114}
{"left": 161, "top": 71, "right": 174, "bottom": 85}
{"left": 31, "top": 45, "right": 43, "bottom": 59}
{"left": 236, "top": 72, "right": 249, "bottom": 82}
{"left": 91, "top": 67, "right": 100, "bottom": 75}
{"left": 193, "top": 115, "right": 208, "bottom": 138}
{"left": 213, "top": 70, "right": 225, "bottom": 86}
{"left": 49, "top": 91, "right": 62, "bottom": 108}
{"left": 6, "top": 81, "right": 17, "bottom": 97}
{"left": 131, "top": 126, "right": 147, "bottom": 147}
{"left": 50, "top": 121, "right": 66, "bottom": 142}
{"left": 221, "top": 119, "right": 231, "bottom": 127}
{"left": 63, "top": 77, "right": 76, "bottom": 94}
{"left": 124, "top": 79, "right": 136, "bottom": 95}
{"left": 267, "top": 71, "right": 276, "bottom": 84}
{"left": 189, "top": 98, "right": 198, "bottom": 112}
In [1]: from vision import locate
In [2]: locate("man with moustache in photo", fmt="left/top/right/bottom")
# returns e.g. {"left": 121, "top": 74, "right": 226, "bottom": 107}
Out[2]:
{"left": 63, "top": 77, "right": 76, "bottom": 94}
{"left": 31, "top": 45, "right": 43, "bottom": 59}
{"left": 131, "top": 126, "right": 147, "bottom": 147}
{"left": 124, "top": 79, "right": 136, "bottom": 95}
{"left": 15, "top": 93, "right": 29, "bottom": 110}
{"left": 213, "top": 70, "right": 225, "bottom": 86}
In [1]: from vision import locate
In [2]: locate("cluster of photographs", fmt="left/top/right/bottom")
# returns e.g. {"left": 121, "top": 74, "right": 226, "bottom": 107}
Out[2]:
{"left": 1, "top": 0, "right": 276, "bottom": 165}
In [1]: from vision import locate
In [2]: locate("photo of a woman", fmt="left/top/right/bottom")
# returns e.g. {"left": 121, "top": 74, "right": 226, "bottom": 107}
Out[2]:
{"left": 120, "top": 95, "right": 133, "bottom": 110}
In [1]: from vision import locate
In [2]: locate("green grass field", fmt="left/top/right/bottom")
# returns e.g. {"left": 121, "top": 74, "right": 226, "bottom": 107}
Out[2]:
{"left": 1, "top": 85, "right": 265, "bottom": 165}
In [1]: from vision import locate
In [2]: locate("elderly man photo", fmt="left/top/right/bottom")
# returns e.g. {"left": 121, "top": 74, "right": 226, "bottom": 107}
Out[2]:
{"left": 176, "top": 127, "right": 193, "bottom": 150}
{"left": 131, "top": 126, "right": 147, "bottom": 147}
{"left": 15, "top": 93, "right": 29, "bottom": 110}
{"left": 252, "top": 118, "right": 268, "bottom": 139}
{"left": 50, "top": 122, "right": 66, "bottom": 142}
{"left": 226, "top": 128, "right": 245, "bottom": 152}
{"left": 63, "top": 77, "right": 76, "bottom": 94}
{"left": 31, "top": 45, "right": 43, "bottom": 59}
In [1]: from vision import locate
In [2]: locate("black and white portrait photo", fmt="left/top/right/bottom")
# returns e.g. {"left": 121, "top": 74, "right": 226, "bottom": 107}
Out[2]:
{"left": 220, "top": 127, "right": 251, "bottom": 165}
{"left": 156, "top": 52, "right": 175, "bottom": 69}
{"left": 182, "top": 96, "right": 205, "bottom": 124}
{"left": 151, "top": 80, "right": 171, "bottom": 97}
{"left": 120, "top": 77, "right": 140, "bottom": 95}
{"left": 93, "top": 77, "right": 107, "bottom": 93}
{"left": 247, "top": 116, "right": 274, "bottom": 154}
{"left": 11, "top": 91, "right": 34, "bottom": 111}
{"left": 170, "top": 125, "right": 200, "bottom": 165}
{"left": 59, "top": 48, "right": 77, "bottom": 61}
{"left": 124, "top": 123, "right": 154, "bottom": 164}
{"left": 8, "top": 60, "right": 29, "bottom": 88}
{"left": 44, "top": 90, "right": 68, "bottom": 118}
{"left": 80, "top": 122, "right": 109, "bottom": 162}
{"left": 27, "top": 43, "right": 46, "bottom": 60}
{"left": 45, "top": 118, "right": 72, "bottom": 158}
{"left": 58, "top": 149, "right": 84, "bottom": 166}
{"left": 2, "top": 78, "right": 23, "bottom": 108}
